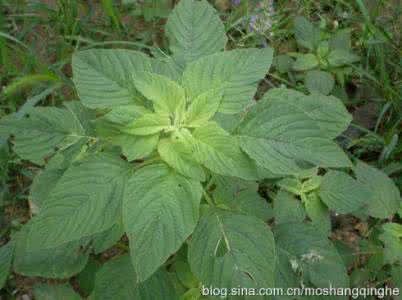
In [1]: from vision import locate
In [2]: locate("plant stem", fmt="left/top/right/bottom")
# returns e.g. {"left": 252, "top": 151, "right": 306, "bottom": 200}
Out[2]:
{"left": 203, "top": 189, "right": 215, "bottom": 208}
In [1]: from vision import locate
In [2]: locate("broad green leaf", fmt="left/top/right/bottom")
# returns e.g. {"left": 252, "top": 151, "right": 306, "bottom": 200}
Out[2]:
{"left": 305, "top": 70, "right": 335, "bottom": 95}
{"left": 317, "top": 40, "right": 330, "bottom": 58}
{"left": 103, "top": 104, "right": 150, "bottom": 124}
{"left": 185, "top": 89, "right": 222, "bottom": 127}
{"left": 292, "top": 53, "right": 319, "bottom": 71}
{"left": 379, "top": 223, "right": 402, "bottom": 264}
{"left": 274, "top": 223, "right": 349, "bottom": 290}
{"left": 91, "top": 220, "right": 124, "bottom": 254}
{"left": 263, "top": 88, "right": 352, "bottom": 139}
{"left": 13, "top": 225, "right": 88, "bottom": 278}
{"left": 277, "top": 177, "right": 303, "bottom": 195}
{"left": 93, "top": 255, "right": 137, "bottom": 299}
{"left": 33, "top": 283, "right": 81, "bottom": 300}
{"left": 273, "top": 54, "right": 294, "bottom": 73}
{"left": 175, "top": 263, "right": 199, "bottom": 290}
{"left": 293, "top": 16, "right": 320, "bottom": 50}
{"left": 77, "top": 258, "right": 102, "bottom": 296}
{"left": 328, "top": 49, "right": 359, "bottom": 67}
{"left": 72, "top": 49, "right": 153, "bottom": 108}
{"left": 132, "top": 71, "right": 186, "bottom": 118}
{"left": 29, "top": 140, "right": 89, "bottom": 211}
{"left": 124, "top": 114, "right": 171, "bottom": 136}
{"left": 355, "top": 161, "right": 401, "bottom": 218}
{"left": 151, "top": 56, "right": 182, "bottom": 82}
{"left": 182, "top": 48, "right": 274, "bottom": 113}
{"left": 334, "top": 241, "right": 358, "bottom": 269}
{"left": 158, "top": 138, "right": 205, "bottom": 181}
{"left": 0, "top": 242, "right": 14, "bottom": 289}
{"left": 30, "top": 155, "right": 70, "bottom": 210}
{"left": 121, "top": 134, "right": 159, "bottom": 160}
{"left": 0, "top": 102, "right": 94, "bottom": 165}
{"left": 166, "top": 0, "right": 227, "bottom": 66}
{"left": 329, "top": 30, "right": 351, "bottom": 51}
{"left": 95, "top": 118, "right": 159, "bottom": 160}
{"left": 319, "top": 170, "right": 372, "bottom": 214}
{"left": 188, "top": 209, "right": 275, "bottom": 293}
{"left": 123, "top": 163, "right": 202, "bottom": 282}
{"left": 302, "top": 175, "right": 322, "bottom": 193}
{"left": 190, "top": 123, "right": 258, "bottom": 180}
{"left": 238, "top": 95, "right": 351, "bottom": 176}
{"left": 274, "top": 190, "right": 306, "bottom": 225}
{"left": 212, "top": 112, "right": 244, "bottom": 133}
{"left": 304, "top": 192, "right": 331, "bottom": 236}
{"left": 27, "top": 154, "right": 130, "bottom": 249}
{"left": 212, "top": 176, "right": 273, "bottom": 221}
{"left": 274, "top": 246, "right": 300, "bottom": 300}
{"left": 92, "top": 255, "right": 178, "bottom": 300}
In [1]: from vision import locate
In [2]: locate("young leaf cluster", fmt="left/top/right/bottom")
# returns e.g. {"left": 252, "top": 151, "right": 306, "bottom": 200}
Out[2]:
{"left": 274, "top": 16, "right": 360, "bottom": 96}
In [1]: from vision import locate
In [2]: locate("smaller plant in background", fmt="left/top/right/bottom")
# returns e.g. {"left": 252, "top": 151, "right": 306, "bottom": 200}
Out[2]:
{"left": 248, "top": 0, "right": 275, "bottom": 33}
{"left": 274, "top": 16, "right": 360, "bottom": 96}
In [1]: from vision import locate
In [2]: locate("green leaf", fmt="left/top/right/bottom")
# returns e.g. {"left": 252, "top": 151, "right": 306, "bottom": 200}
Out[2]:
{"left": 173, "top": 261, "right": 199, "bottom": 289}
{"left": 304, "top": 192, "right": 331, "bottom": 236}
{"left": 319, "top": 170, "right": 372, "bottom": 214}
{"left": 103, "top": 104, "right": 150, "bottom": 124}
{"left": 29, "top": 141, "right": 89, "bottom": 212}
{"left": 190, "top": 123, "right": 258, "bottom": 180}
{"left": 212, "top": 176, "right": 273, "bottom": 221}
{"left": 292, "top": 53, "right": 319, "bottom": 71}
{"left": 263, "top": 88, "right": 352, "bottom": 139}
{"left": 379, "top": 223, "right": 402, "bottom": 264}
{"left": 274, "top": 190, "right": 306, "bottom": 225}
{"left": 273, "top": 54, "right": 294, "bottom": 73}
{"left": 122, "top": 135, "right": 160, "bottom": 160}
{"left": 211, "top": 112, "right": 244, "bottom": 134}
{"left": 77, "top": 258, "right": 102, "bottom": 296}
{"left": 166, "top": 0, "right": 227, "bottom": 66}
{"left": 158, "top": 138, "right": 205, "bottom": 181}
{"left": 0, "top": 102, "right": 94, "bottom": 165}
{"left": 182, "top": 48, "right": 274, "bottom": 113}
{"left": 27, "top": 154, "right": 130, "bottom": 249}
{"left": 188, "top": 209, "right": 275, "bottom": 291}
{"left": 124, "top": 114, "right": 171, "bottom": 136}
{"left": 30, "top": 154, "right": 70, "bottom": 210}
{"left": 274, "top": 223, "right": 349, "bottom": 290}
{"left": 334, "top": 241, "right": 358, "bottom": 269}
{"left": 13, "top": 225, "right": 88, "bottom": 278}
{"left": 72, "top": 49, "right": 154, "bottom": 109}
{"left": 123, "top": 163, "right": 202, "bottom": 282}
{"left": 0, "top": 242, "right": 14, "bottom": 289}
{"left": 132, "top": 71, "right": 186, "bottom": 118}
{"left": 151, "top": 57, "right": 182, "bottom": 82}
{"left": 238, "top": 93, "right": 351, "bottom": 176}
{"left": 185, "top": 89, "right": 223, "bottom": 127}
{"left": 33, "top": 283, "right": 81, "bottom": 300}
{"left": 328, "top": 49, "right": 359, "bottom": 67}
{"left": 91, "top": 220, "right": 124, "bottom": 254}
{"left": 92, "top": 255, "right": 178, "bottom": 300}
{"left": 293, "top": 16, "right": 320, "bottom": 50}
{"left": 305, "top": 70, "right": 335, "bottom": 95}
{"left": 355, "top": 161, "right": 401, "bottom": 218}
{"left": 277, "top": 177, "right": 303, "bottom": 195}
{"left": 95, "top": 118, "right": 159, "bottom": 161}
{"left": 329, "top": 30, "right": 351, "bottom": 51}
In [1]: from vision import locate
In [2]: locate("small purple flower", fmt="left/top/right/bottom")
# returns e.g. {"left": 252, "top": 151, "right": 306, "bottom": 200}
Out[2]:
{"left": 249, "top": 15, "right": 259, "bottom": 32}
{"left": 232, "top": 0, "right": 241, "bottom": 7}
